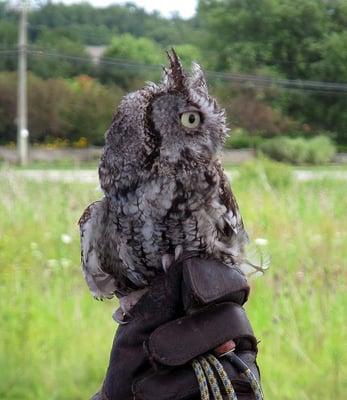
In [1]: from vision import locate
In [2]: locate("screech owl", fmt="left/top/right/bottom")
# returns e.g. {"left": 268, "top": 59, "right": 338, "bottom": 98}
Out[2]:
{"left": 79, "top": 50, "right": 249, "bottom": 307}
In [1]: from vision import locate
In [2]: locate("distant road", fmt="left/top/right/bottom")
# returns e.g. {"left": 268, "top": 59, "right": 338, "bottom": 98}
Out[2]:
{"left": 3, "top": 169, "right": 347, "bottom": 183}
{"left": 292, "top": 170, "right": 347, "bottom": 181}
{"left": 9, "top": 169, "right": 99, "bottom": 183}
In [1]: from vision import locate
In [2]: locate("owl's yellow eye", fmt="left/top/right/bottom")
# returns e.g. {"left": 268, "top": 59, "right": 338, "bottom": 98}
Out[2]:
{"left": 180, "top": 112, "right": 201, "bottom": 129}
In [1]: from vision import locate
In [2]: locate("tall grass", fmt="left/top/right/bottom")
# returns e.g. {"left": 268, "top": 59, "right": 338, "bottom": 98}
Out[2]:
{"left": 0, "top": 163, "right": 346, "bottom": 399}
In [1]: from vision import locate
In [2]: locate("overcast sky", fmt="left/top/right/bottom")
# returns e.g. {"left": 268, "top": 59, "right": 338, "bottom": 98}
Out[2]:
{"left": 56, "top": 0, "right": 197, "bottom": 19}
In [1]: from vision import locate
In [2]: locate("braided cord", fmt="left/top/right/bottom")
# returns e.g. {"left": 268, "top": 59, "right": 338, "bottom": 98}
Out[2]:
{"left": 225, "top": 353, "right": 264, "bottom": 400}
{"left": 243, "top": 368, "right": 264, "bottom": 400}
{"left": 192, "top": 352, "right": 264, "bottom": 400}
{"left": 192, "top": 359, "right": 210, "bottom": 400}
{"left": 206, "top": 354, "right": 238, "bottom": 400}
{"left": 198, "top": 356, "right": 223, "bottom": 400}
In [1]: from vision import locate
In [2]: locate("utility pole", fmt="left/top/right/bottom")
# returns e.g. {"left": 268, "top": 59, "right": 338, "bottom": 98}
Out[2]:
{"left": 17, "top": 0, "right": 29, "bottom": 165}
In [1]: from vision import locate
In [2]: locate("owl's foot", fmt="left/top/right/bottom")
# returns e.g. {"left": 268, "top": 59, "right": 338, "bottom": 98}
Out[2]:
{"left": 161, "top": 246, "right": 184, "bottom": 273}
{"left": 113, "top": 288, "right": 148, "bottom": 324}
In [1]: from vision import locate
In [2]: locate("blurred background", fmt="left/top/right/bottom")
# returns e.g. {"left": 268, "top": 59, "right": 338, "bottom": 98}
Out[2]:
{"left": 0, "top": 1, "right": 346, "bottom": 399}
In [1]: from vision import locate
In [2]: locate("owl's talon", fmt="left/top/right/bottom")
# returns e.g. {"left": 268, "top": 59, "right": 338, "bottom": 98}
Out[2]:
{"left": 119, "top": 288, "right": 148, "bottom": 316}
{"left": 162, "top": 254, "right": 174, "bottom": 273}
{"left": 174, "top": 245, "right": 183, "bottom": 261}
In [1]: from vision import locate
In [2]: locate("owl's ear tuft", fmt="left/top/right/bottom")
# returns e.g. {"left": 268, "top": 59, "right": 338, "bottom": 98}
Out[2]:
{"left": 164, "top": 48, "right": 187, "bottom": 92}
{"left": 189, "top": 62, "right": 208, "bottom": 95}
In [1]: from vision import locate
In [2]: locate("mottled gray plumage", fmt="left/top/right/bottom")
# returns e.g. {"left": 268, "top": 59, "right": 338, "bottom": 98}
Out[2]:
{"left": 79, "top": 50, "right": 249, "bottom": 300}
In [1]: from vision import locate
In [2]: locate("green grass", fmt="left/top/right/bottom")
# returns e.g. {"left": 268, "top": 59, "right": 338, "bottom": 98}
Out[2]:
{"left": 0, "top": 162, "right": 346, "bottom": 399}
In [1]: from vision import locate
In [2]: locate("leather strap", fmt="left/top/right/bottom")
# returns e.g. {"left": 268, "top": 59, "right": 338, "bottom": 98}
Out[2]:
{"left": 182, "top": 258, "right": 250, "bottom": 312}
{"left": 147, "top": 302, "right": 256, "bottom": 367}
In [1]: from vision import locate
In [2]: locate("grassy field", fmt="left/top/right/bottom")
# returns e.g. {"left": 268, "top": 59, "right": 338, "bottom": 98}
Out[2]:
{"left": 0, "top": 160, "right": 346, "bottom": 400}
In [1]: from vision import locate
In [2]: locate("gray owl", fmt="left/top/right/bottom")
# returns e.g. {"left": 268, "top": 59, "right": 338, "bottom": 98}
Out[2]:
{"left": 79, "top": 50, "right": 250, "bottom": 308}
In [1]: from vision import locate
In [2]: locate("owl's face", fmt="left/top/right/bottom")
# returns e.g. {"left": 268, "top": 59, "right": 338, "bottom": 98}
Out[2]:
{"left": 147, "top": 51, "right": 227, "bottom": 166}
{"left": 150, "top": 89, "right": 225, "bottom": 165}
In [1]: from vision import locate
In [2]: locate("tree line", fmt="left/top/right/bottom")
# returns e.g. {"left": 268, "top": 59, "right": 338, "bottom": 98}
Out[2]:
{"left": 0, "top": 0, "right": 346, "bottom": 147}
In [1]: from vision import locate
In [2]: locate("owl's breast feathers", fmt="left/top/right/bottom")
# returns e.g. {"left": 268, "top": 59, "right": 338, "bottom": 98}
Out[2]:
{"left": 79, "top": 161, "right": 248, "bottom": 299}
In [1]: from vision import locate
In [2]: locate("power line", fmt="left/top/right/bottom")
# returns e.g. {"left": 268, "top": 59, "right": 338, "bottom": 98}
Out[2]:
{"left": 0, "top": 49, "right": 19, "bottom": 55}
{"left": 27, "top": 46, "right": 347, "bottom": 91}
{"left": 1, "top": 45, "right": 345, "bottom": 92}
{"left": 206, "top": 70, "right": 347, "bottom": 91}
{"left": 23, "top": 22, "right": 347, "bottom": 67}
{"left": 1, "top": 46, "right": 347, "bottom": 95}
{"left": 26, "top": 47, "right": 347, "bottom": 93}
{"left": 27, "top": 47, "right": 159, "bottom": 70}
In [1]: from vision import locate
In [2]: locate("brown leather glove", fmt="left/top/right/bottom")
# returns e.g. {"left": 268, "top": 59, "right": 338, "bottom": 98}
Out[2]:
{"left": 92, "top": 258, "right": 261, "bottom": 400}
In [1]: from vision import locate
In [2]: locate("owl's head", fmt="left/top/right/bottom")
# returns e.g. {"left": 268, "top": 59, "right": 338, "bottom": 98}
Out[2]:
{"left": 148, "top": 50, "right": 227, "bottom": 166}
{"left": 100, "top": 50, "right": 227, "bottom": 192}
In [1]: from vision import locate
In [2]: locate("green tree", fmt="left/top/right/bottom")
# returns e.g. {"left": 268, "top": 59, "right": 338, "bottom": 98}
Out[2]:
{"left": 196, "top": 0, "right": 347, "bottom": 143}
{"left": 28, "top": 30, "right": 92, "bottom": 78}
{"left": 28, "top": 2, "right": 197, "bottom": 47}
{"left": 105, "top": 33, "right": 163, "bottom": 64}
{"left": 0, "top": 21, "right": 17, "bottom": 72}
{"left": 172, "top": 44, "right": 202, "bottom": 68}
{"left": 0, "top": 0, "right": 18, "bottom": 73}
{"left": 100, "top": 34, "right": 164, "bottom": 88}
{"left": 197, "top": 0, "right": 275, "bottom": 71}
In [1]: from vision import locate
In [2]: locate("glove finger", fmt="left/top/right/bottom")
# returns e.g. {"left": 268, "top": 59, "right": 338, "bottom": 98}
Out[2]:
{"left": 128, "top": 261, "right": 184, "bottom": 322}
{"left": 182, "top": 258, "right": 250, "bottom": 312}
{"left": 147, "top": 302, "right": 257, "bottom": 367}
{"left": 133, "top": 351, "right": 259, "bottom": 400}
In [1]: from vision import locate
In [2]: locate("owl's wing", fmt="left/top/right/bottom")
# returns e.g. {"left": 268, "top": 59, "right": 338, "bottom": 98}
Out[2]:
{"left": 78, "top": 199, "right": 118, "bottom": 299}
{"left": 216, "top": 165, "right": 270, "bottom": 276}
{"left": 216, "top": 163, "right": 247, "bottom": 242}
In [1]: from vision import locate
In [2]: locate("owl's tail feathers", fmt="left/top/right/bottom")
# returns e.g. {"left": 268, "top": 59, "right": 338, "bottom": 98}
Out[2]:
{"left": 239, "top": 242, "right": 271, "bottom": 278}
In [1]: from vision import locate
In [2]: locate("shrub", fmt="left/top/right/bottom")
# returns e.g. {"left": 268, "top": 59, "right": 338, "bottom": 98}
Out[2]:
{"left": 0, "top": 72, "right": 17, "bottom": 143}
{"left": 259, "top": 135, "right": 336, "bottom": 165}
{"left": 221, "top": 91, "right": 298, "bottom": 135}
{"left": 65, "top": 75, "right": 124, "bottom": 145}
{"left": 224, "top": 128, "right": 263, "bottom": 149}
{"left": 237, "top": 157, "right": 293, "bottom": 189}
{"left": 306, "top": 135, "right": 336, "bottom": 164}
{"left": 0, "top": 72, "right": 124, "bottom": 146}
{"left": 28, "top": 74, "right": 74, "bottom": 142}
